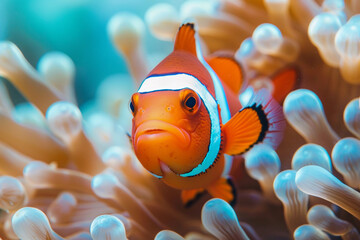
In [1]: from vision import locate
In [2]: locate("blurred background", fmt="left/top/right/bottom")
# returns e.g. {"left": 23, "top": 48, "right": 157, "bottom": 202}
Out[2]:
{"left": 0, "top": 0, "right": 183, "bottom": 105}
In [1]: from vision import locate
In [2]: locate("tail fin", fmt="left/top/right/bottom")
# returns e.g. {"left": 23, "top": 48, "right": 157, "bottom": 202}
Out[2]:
{"left": 174, "top": 23, "right": 197, "bottom": 56}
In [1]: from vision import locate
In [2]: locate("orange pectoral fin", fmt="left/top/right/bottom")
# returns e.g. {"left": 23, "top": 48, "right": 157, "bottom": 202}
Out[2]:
{"left": 223, "top": 88, "right": 286, "bottom": 153}
{"left": 206, "top": 52, "right": 244, "bottom": 94}
{"left": 222, "top": 104, "right": 267, "bottom": 155}
{"left": 181, "top": 188, "right": 205, "bottom": 207}
{"left": 271, "top": 66, "right": 301, "bottom": 104}
{"left": 206, "top": 177, "right": 236, "bottom": 205}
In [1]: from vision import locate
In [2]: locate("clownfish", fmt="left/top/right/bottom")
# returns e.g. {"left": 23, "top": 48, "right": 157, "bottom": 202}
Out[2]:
{"left": 130, "top": 23, "right": 287, "bottom": 206}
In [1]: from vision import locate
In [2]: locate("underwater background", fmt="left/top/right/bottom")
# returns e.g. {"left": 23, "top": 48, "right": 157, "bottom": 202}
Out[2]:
{"left": 0, "top": 0, "right": 359, "bottom": 239}
{"left": 1, "top": 0, "right": 180, "bottom": 105}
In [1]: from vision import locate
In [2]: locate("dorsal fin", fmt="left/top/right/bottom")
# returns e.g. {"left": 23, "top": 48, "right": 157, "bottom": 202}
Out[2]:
{"left": 206, "top": 52, "right": 244, "bottom": 94}
{"left": 174, "top": 23, "right": 197, "bottom": 56}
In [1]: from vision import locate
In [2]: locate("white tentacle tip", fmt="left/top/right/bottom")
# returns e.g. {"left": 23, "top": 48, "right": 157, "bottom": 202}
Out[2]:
{"left": 331, "top": 137, "right": 360, "bottom": 188}
{"left": 155, "top": 230, "right": 184, "bottom": 240}
{"left": 201, "top": 198, "right": 250, "bottom": 240}
{"left": 12, "top": 207, "right": 61, "bottom": 240}
{"left": 294, "top": 225, "right": 330, "bottom": 240}
{"left": 0, "top": 176, "right": 26, "bottom": 211}
{"left": 292, "top": 144, "right": 332, "bottom": 172}
{"left": 90, "top": 215, "right": 127, "bottom": 240}
{"left": 46, "top": 101, "right": 82, "bottom": 143}
{"left": 344, "top": 97, "right": 360, "bottom": 138}
{"left": 107, "top": 12, "right": 145, "bottom": 53}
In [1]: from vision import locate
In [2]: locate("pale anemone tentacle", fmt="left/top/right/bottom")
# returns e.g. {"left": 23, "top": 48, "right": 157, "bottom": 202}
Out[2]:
{"left": 66, "top": 199, "right": 120, "bottom": 224}
{"left": 0, "top": 176, "right": 26, "bottom": 212}
{"left": 37, "top": 52, "right": 77, "bottom": 104}
{"left": 307, "top": 204, "right": 360, "bottom": 239}
{"left": 184, "top": 232, "right": 214, "bottom": 240}
{"left": 24, "top": 161, "right": 93, "bottom": 194}
{"left": 238, "top": 221, "right": 262, "bottom": 240}
{"left": 154, "top": 230, "right": 185, "bottom": 240}
{"left": 12, "top": 207, "right": 63, "bottom": 240}
{"left": 308, "top": 12, "right": 342, "bottom": 68}
{"left": 66, "top": 232, "right": 92, "bottom": 240}
{"left": 107, "top": 12, "right": 148, "bottom": 86}
{"left": 145, "top": 3, "right": 181, "bottom": 41}
{"left": 102, "top": 146, "right": 133, "bottom": 172}
{"left": 46, "top": 101, "right": 105, "bottom": 175}
{"left": 263, "top": 0, "right": 298, "bottom": 38}
{"left": 293, "top": 224, "right": 330, "bottom": 240}
{"left": 47, "top": 192, "right": 77, "bottom": 224}
{"left": 0, "top": 143, "right": 32, "bottom": 176}
{"left": 343, "top": 97, "right": 360, "bottom": 138}
{"left": 12, "top": 102, "right": 47, "bottom": 131}
{"left": 101, "top": 146, "right": 148, "bottom": 186}
{"left": 291, "top": 143, "right": 332, "bottom": 171}
{"left": 91, "top": 172, "right": 165, "bottom": 236}
{"left": 273, "top": 170, "right": 308, "bottom": 234}
{"left": 334, "top": 15, "right": 360, "bottom": 85}
{"left": 219, "top": 0, "right": 268, "bottom": 28}
{"left": 95, "top": 74, "right": 135, "bottom": 122}
{"left": 101, "top": 148, "right": 153, "bottom": 201}
{"left": 252, "top": 23, "right": 299, "bottom": 62}
{"left": 83, "top": 112, "right": 117, "bottom": 154}
{"left": 46, "top": 101, "right": 82, "bottom": 145}
{"left": 90, "top": 215, "right": 128, "bottom": 240}
{"left": 3, "top": 212, "right": 18, "bottom": 239}
{"left": 95, "top": 77, "right": 135, "bottom": 134}
{"left": 248, "top": 76, "right": 274, "bottom": 94}
{"left": 0, "top": 80, "right": 13, "bottom": 116}
{"left": 201, "top": 198, "right": 251, "bottom": 240}
{"left": 179, "top": 0, "right": 252, "bottom": 51}
{"left": 244, "top": 143, "right": 281, "bottom": 204}
{"left": 236, "top": 37, "right": 286, "bottom": 76}
{"left": 321, "top": 0, "right": 347, "bottom": 24}
{"left": 288, "top": 0, "right": 322, "bottom": 31}
{"left": 0, "top": 111, "right": 69, "bottom": 166}
{"left": 283, "top": 89, "right": 340, "bottom": 152}
{"left": 0, "top": 42, "right": 65, "bottom": 115}
{"left": 291, "top": 143, "right": 333, "bottom": 206}
{"left": 295, "top": 165, "right": 360, "bottom": 219}
{"left": 51, "top": 220, "right": 93, "bottom": 238}
{"left": 331, "top": 137, "right": 360, "bottom": 189}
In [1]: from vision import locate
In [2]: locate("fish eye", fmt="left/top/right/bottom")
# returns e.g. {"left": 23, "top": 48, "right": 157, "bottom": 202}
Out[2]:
{"left": 181, "top": 89, "right": 200, "bottom": 113}
{"left": 129, "top": 100, "right": 135, "bottom": 113}
{"left": 130, "top": 93, "right": 139, "bottom": 115}
{"left": 185, "top": 96, "right": 196, "bottom": 108}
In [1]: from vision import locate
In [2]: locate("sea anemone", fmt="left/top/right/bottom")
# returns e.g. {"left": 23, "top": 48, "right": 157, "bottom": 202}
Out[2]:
{"left": 0, "top": 0, "right": 360, "bottom": 239}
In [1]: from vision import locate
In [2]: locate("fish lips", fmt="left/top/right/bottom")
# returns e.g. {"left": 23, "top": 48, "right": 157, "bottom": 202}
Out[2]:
{"left": 134, "top": 120, "right": 191, "bottom": 149}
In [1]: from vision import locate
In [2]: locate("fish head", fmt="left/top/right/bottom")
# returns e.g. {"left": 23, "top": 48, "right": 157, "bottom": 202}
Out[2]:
{"left": 131, "top": 88, "right": 211, "bottom": 178}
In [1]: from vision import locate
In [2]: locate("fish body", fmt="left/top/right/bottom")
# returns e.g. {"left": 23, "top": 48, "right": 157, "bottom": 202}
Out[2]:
{"left": 130, "top": 23, "right": 286, "bottom": 205}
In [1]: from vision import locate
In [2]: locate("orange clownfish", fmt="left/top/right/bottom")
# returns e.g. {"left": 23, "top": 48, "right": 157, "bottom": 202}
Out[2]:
{"left": 130, "top": 23, "right": 286, "bottom": 206}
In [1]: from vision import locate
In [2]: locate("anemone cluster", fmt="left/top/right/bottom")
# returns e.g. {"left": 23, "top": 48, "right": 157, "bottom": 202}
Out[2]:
{"left": 0, "top": 0, "right": 359, "bottom": 239}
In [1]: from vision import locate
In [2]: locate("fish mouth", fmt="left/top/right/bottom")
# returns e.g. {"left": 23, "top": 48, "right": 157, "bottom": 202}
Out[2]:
{"left": 134, "top": 120, "right": 191, "bottom": 148}
{"left": 143, "top": 129, "right": 166, "bottom": 134}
